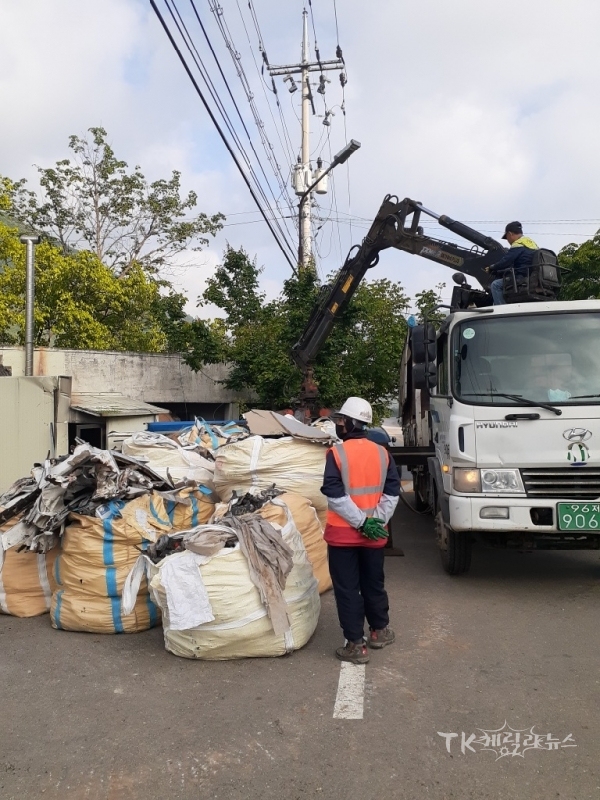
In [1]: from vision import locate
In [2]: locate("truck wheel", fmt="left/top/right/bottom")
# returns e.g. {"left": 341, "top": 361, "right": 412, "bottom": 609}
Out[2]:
{"left": 435, "top": 500, "right": 472, "bottom": 575}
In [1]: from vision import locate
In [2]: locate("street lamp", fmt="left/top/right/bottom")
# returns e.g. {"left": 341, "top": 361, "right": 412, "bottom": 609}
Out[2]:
{"left": 298, "top": 139, "right": 361, "bottom": 266}
{"left": 19, "top": 234, "right": 41, "bottom": 377}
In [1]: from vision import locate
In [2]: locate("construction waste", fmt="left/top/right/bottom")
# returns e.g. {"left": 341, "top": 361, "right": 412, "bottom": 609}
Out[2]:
{"left": 0, "top": 443, "right": 215, "bottom": 632}
{"left": 177, "top": 419, "right": 249, "bottom": 452}
{"left": 213, "top": 409, "right": 334, "bottom": 530}
{"left": 215, "top": 491, "right": 331, "bottom": 594}
{"left": 141, "top": 498, "right": 320, "bottom": 659}
{"left": 214, "top": 436, "right": 329, "bottom": 529}
{"left": 52, "top": 485, "right": 215, "bottom": 633}
{"left": 0, "top": 410, "right": 335, "bottom": 657}
{"left": 122, "top": 432, "right": 215, "bottom": 487}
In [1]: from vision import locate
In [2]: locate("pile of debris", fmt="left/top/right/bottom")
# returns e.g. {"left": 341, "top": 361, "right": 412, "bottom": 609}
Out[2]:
{"left": 177, "top": 418, "right": 249, "bottom": 452}
{"left": 1, "top": 409, "right": 336, "bottom": 653}
{"left": 0, "top": 442, "right": 216, "bottom": 627}
{"left": 0, "top": 442, "right": 174, "bottom": 555}
{"left": 141, "top": 507, "right": 320, "bottom": 660}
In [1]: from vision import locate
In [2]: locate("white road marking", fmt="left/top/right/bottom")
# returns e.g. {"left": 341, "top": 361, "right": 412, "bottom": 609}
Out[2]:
{"left": 333, "top": 662, "right": 366, "bottom": 719}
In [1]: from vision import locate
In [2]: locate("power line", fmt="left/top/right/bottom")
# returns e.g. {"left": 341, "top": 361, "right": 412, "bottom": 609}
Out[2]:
{"left": 221, "top": 208, "right": 600, "bottom": 226}
{"left": 234, "top": 0, "right": 296, "bottom": 167}
{"left": 165, "top": 0, "right": 296, "bottom": 258}
{"left": 150, "top": 0, "right": 298, "bottom": 273}
{"left": 182, "top": 0, "right": 293, "bottom": 252}
{"left": 169, "top": 0, "right": 298, "bottom": 259}
{"left": 206, "top": 0, "right": 298, "bottom": 220}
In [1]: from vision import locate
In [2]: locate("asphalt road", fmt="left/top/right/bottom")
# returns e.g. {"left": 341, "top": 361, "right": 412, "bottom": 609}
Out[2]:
{"left": 2, "top": 496, "right": 600, "bottom": 800}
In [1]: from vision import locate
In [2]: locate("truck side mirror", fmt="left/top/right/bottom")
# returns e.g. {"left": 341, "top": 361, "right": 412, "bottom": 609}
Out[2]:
{"left": 411, "top": 323, "right": 437, "bottom": 391}
{"left": 413, "top": 362, "right": 437, "bottom": 390}
{"left": 411, "top": 324, "right": 436, "bottom": 364}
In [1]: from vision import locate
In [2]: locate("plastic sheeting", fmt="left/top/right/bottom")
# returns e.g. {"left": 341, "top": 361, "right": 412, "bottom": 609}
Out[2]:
{"left": 256, "top": 494, "right": 331, "bottom": 594}
{"left": 122, "top": 432, "right": 215, "bottom": 487}
{"left": 150, "top": 510, "right": 320, "bottom": 659}
{"left": 214, "top": 436, "right": 328, "bottom": 527}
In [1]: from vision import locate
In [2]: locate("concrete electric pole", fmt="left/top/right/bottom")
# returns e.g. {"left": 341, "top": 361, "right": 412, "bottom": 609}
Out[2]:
{"left": 268, "top": 10, "right": 346, "bottom": 268}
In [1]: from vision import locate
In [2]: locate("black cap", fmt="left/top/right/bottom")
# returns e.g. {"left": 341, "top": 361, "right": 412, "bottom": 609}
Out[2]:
{"left": 502, "top": 221, "right": 523, "bottom": 239}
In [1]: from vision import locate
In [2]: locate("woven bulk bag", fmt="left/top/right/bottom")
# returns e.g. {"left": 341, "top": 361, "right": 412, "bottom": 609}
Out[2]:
{"left": 255, "top": 494, "right": 331, "bottom": 594}
{"left": 0, "top": 516, "right": 60, "bottom": 617}
{"left": 150, "top": 510, "right": 320, "bottom": 660}
{"left": 213, "top": 436, "right": 328, "bottom": 525}
{"left": 122, "top": 432, "right": 215, "bottom": 487}
{"left": 51, "top": 591, "right": 158, "bottom": 635}
{"left": 163, "top": 485, "right": 215, "bottom": 530}
{"left": 50, "top": 502, "right": 163, "bottom": 634}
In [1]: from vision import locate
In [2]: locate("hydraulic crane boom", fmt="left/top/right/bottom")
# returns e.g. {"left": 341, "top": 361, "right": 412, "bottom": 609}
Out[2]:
{"left": 292, "top": 195, "right": 504, "bottom": 375}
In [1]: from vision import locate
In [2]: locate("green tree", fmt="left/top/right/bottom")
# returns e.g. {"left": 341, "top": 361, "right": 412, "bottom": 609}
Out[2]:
{"left": 196, "top": 249, "right": 410, "bottom": 420}
{"left": 558, "top": 234, "right": 600, "bottom": 300}
{"left": 154, "top": 289, "right": 228, "bottom": 364}
{"left": 2, "top": 127, "right": 224, "bottom": 276}
{"left": 414, "top": 282, "right": 446, "bottom": 327}
{"left": 0, "top": 220, "right": 184, "bottom": 351}
{"left": 202, "top": 245, "right": 265, "bottom": 326}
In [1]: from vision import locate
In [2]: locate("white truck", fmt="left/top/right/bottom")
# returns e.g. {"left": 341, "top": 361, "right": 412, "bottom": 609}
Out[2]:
{"left": 401, "top": 299, "right": 600, "bottom": 574}
{"left": 293, "top": 195, "right": 600, "bottom": 573}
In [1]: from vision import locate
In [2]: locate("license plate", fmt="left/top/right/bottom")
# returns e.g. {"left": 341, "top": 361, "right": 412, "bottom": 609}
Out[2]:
{"left": 557, "top": 503, "right": 600, "bottom": 531}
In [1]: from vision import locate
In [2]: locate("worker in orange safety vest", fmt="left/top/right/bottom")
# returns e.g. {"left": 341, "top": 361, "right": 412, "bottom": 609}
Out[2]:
{"left": 321, "top": 397, "right": 400, "bottom": 664}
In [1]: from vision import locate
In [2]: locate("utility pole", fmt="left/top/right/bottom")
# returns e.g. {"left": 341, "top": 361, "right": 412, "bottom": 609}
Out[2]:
{"left": 300, "top": 10, "right": 311, "bottom": 268}
{"left": 268, "top": 10, "right": 345, "bottom": 268}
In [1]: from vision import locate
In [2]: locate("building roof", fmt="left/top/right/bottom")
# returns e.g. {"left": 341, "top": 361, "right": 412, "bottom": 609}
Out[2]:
{"left": 70, "top": 393, "right": 167, "bottom": 418}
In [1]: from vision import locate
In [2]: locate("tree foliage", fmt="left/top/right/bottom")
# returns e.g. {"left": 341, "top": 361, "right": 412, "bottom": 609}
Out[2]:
{"left": 192, "top": 247, "right": 410, "bottom": 420}
{"left": 414, "top": 282, "right": 446, "bottom": 327}
{"left": 558, "top": 234, "right": 600, "bottom": 300}
{"left": 0, "top": 131, "right": 226, "bottom": 363}
{"left": 0, "top": 220, "right": 193, "bottom": 352}
{"left": 1, "top": 127, "right": 224, "bottom": 276}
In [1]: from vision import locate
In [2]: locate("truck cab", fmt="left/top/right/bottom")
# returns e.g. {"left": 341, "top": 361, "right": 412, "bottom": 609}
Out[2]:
{"left": 408, "top": 300, "right": 600, "bottom": 573}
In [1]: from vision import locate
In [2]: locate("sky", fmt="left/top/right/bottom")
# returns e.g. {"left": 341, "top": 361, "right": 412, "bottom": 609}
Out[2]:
{"left": 1, "top": 0, "right": 600, "bottom": 316}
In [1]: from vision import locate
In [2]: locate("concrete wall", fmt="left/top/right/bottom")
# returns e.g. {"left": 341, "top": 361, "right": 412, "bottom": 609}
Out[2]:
{"left": 0, "top": 376, "right": 70, "bottom": 492}
{"left": 0, "top": 347, "right": 243, "bottom": 417}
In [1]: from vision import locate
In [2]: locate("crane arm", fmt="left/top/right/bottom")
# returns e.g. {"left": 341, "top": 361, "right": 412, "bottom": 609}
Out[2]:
{"left": 292, "top": 195, "right": 504, "bottom": 372}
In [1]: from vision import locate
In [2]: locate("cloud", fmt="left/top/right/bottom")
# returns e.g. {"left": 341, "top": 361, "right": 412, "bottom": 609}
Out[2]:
{"left": 1, "top": 0, "right": 600, "bottom": 317}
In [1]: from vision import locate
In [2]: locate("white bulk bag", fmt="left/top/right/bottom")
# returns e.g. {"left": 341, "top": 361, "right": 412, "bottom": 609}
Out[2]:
{"left": 213, "top": 436, "right": 328, "bottom": 525}
{"left": 122, "top": 432, "right": 215, "bottom": 486}
{"left": 149, "top": 508, "right": 320, "bottom": 659}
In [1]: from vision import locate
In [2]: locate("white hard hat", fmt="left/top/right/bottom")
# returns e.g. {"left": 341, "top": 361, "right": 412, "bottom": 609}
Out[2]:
{"left": 337, "top": 397, "right": 373, "bottom": 424}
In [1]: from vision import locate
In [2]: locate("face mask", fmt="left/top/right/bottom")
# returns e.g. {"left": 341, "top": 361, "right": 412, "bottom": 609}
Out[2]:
{"left": 335, "top": 423, "right": 345, "bottom": 439}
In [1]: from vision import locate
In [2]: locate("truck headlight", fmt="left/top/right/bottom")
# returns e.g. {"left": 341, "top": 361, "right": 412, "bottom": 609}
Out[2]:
{"left": 481, "top": 469, "right": 524, "bottom": 493}
{"left": 453, "top": 468, "right": 525, "bottom": 494}
{"left": 454, "top": 468, "right": 481, "bottom": 493}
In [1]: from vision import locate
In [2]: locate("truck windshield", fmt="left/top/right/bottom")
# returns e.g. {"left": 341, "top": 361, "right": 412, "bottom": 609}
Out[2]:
{"left": 453, "top": 312, "right": 600, "bottom": 406}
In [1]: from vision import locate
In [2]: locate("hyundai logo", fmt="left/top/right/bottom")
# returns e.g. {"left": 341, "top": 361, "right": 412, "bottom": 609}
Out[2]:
{"left": 563, "top": 428, "right": 593, "bottom": 442}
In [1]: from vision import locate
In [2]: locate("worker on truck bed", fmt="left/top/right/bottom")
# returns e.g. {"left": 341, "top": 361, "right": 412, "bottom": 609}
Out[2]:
{"left": 321, "top": 397, "right": 400, "bottom": 665}
{"left": 488, "top": 221, "right": 539, "bottom": 305}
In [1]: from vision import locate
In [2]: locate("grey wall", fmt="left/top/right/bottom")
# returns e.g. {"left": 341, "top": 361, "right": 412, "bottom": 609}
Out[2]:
{"left": 0, "top": 348, "right": 244, "bottom": 417}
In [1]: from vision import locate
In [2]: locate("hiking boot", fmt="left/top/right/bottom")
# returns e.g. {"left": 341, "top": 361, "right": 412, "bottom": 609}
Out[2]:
{"left": 335, "top": 640, "right": 370, "bottom": 664}
{"left": 368, "top": 627, "right": 395, "bottom": 649}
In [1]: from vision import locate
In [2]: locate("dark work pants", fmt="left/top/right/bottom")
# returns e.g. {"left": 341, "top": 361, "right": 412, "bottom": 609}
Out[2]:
{"left": 327, "top": 545, "right": 389, "bottom": 643}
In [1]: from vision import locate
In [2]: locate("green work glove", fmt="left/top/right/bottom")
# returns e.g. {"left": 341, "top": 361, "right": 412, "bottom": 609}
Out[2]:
{"left": 360, "top": 517, "right": 389, "bottom": 541}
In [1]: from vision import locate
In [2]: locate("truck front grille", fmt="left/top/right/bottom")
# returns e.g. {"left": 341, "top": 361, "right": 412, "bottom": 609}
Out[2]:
{"left": 521, "top": 468, "right": 600, "bottom": 500}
